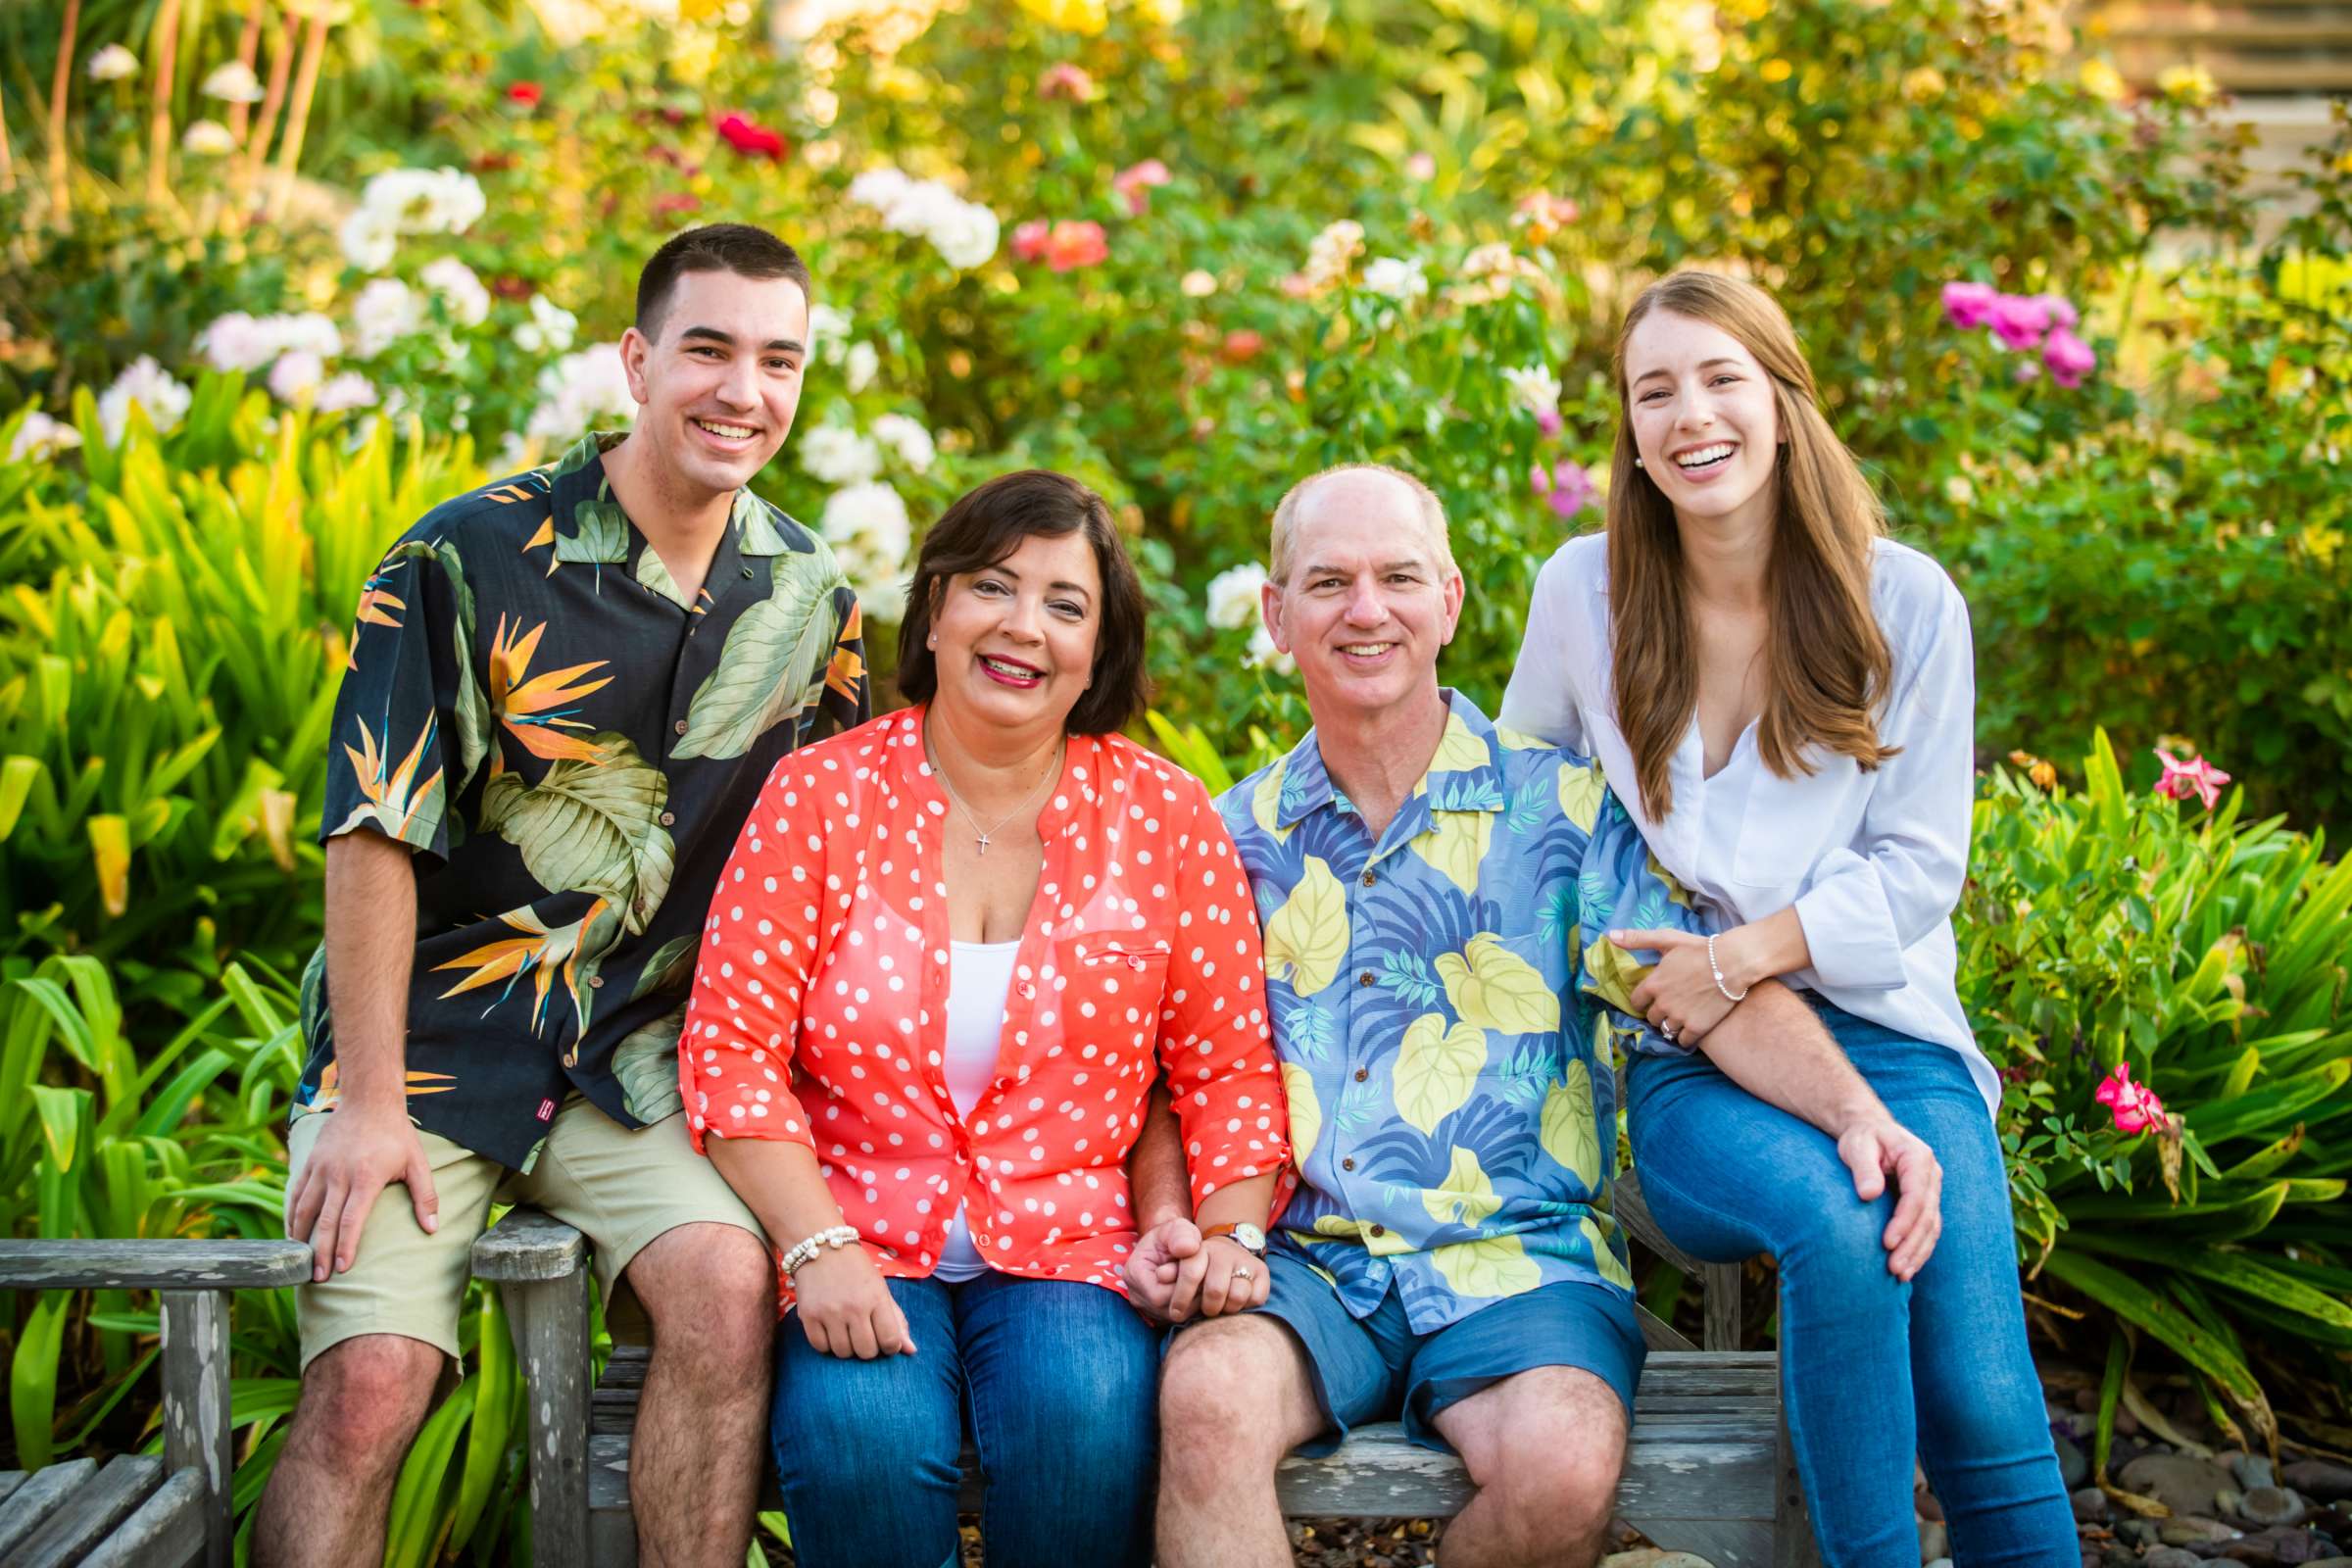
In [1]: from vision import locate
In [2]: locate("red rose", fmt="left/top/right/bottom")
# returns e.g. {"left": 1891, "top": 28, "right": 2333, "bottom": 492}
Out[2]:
{"left": 654, "top": 192, "right": 704, "bottom": 217}
{"left": 1220, "top": 329, "right": 1262, "bottom": 364}
{"left": 715, "top": 112, "right": 787, "bottom": 160}
{"left": 506, "top": 81, "right": 543, "bottom": 107}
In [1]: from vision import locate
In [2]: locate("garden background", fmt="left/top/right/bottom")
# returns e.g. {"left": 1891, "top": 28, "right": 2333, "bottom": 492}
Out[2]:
{"left": 2, "top": 0, "right": 2350, "bottom": 1560}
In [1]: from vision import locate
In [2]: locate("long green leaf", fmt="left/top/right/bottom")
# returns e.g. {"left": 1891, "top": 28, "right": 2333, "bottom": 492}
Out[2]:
{"left": 2042, "top": 1249, "right": 2275, "bottom": 1453}
{"left": 2071, "top": 1234, "right": 2352, "bottom": 1330}
{"left": 9, "top": 1291, "right": 72, "bottom": 1470}
{"left": 382, "top": 1379, "right": 477, "bottom": 1568}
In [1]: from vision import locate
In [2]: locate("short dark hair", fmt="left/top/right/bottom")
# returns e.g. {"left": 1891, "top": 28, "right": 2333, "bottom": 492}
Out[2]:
{"left": 635, "top": 223, "right": 813, "bottom": 340}
{"left": 897, "top": 470, "right": 1151, "bottom": 736}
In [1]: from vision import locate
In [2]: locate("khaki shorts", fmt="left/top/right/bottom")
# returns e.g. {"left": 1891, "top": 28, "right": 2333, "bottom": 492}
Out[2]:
{"left": 287, "top": 1098, "right": 765, "bottom": 1371}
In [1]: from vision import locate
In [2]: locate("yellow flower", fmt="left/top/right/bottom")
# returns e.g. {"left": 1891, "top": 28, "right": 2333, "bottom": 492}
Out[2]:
{"left": 1017, "top": 0, "right": 1107, "bottom": 33}
{"left": 2156, "top": 65, "right": 2216, "bottom": 106}
{"left": 2078, "top": 59, "right": 2128, "bottom": 103}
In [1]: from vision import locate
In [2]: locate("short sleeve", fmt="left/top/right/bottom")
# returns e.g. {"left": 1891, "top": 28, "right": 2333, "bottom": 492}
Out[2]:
{"left": 808, "top": 586, "right": 871, "bottom": 744}
{"left": 319, "top": 537, "right": 462, "bottom": 865}
{"left": 1498, "top": 541, "right": 1594, "bottom": 752}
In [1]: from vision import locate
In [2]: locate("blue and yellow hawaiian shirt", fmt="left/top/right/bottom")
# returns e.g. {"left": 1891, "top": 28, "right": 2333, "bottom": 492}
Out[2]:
{"left": 1216, "top": 691, "right": 1700, "bottom": 1332}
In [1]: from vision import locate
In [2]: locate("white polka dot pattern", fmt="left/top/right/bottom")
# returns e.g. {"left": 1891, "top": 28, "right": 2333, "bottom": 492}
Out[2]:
{"left": 679, "top": 707, "right": 1288, "bottom": 1303}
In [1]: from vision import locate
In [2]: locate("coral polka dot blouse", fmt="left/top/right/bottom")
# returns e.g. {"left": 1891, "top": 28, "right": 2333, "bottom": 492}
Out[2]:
{"left": 680, "top": 706, "right": 1288, "bottom": 1300}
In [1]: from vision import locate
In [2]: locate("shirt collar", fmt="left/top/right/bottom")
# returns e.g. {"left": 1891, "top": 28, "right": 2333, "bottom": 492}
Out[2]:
{"left": 543, "top": 430, "right": 795, "bottom": 562}
{"left": 1274, "top": 688, "right": 1508, "bottom": 831}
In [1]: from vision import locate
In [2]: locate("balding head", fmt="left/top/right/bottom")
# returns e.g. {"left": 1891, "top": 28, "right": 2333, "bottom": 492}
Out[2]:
{"left": 1268, "top": 463, "right": 1455, "bottom": 586}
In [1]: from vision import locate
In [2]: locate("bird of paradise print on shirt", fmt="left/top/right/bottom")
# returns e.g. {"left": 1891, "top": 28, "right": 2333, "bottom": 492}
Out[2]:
{"left": 432, "top": 897, "right": 619, "bottom": 1035}
{"left": 488, "top": 614, "right": 612, "bottom": 766}
{"left": 333, "top": 713, "right": 446, "bottom": 847}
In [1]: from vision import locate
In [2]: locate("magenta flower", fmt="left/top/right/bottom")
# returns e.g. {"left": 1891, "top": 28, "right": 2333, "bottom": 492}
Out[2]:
{"left": 1533, "top": 460, "right": 1596, "bottom": 521}
{"left": 1535, "top": 408, "right": 1563, "bottom": 437}
{"left": 2035, "top": 294, "right": 2081, "bottom": 331}
{"left": 1011, "top": 220, "right": 1052, "bottom": 264}
{"left": 2153, "top": 747, "right": 2231, "bottom": 809}
{"left": 2094, "top": 1062, "right": 2171, "bottom": 1135}
{"left": 1112, "top": 159, "right": 1172, "bottom": 217}
{"left": 1986, "top": 293, "right": 2053, "bottom": 351}
{"left": 2043, "top": 327, "right": 2097, "bottom": 388}
{"left": 1941, "top": 281, "right": 1998, "bottom": 329}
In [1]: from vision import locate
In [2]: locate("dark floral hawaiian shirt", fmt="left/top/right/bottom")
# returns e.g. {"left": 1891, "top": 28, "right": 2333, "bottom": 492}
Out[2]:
{"left": 296, "top": 431, "right": 870, "bottom": 1170}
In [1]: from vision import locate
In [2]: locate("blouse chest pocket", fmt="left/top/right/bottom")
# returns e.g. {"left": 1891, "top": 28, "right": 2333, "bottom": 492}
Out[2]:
{"left": 1731, "top": 750, "right": 1861, "bottom": 886}
{"left": 1071, "top": 938, "right": 1175, "bottom": 1005}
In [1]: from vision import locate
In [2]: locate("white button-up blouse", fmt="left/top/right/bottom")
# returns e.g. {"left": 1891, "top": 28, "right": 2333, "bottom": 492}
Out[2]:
{"left": 1498, "top": 532, "right": 1999, "bottom": 1117}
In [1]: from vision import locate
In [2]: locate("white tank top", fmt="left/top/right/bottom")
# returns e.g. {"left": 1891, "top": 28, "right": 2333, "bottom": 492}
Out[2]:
{"left": 933, "top": 940, "right": 1018, "bottom": 1282}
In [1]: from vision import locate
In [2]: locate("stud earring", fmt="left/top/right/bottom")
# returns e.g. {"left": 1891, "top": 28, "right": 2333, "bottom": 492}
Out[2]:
{"left": 1634, "top": 457, "right": 1644, "bottom": 468}
{"left": 926, "top": 634, "right": 937, "bottom": 649}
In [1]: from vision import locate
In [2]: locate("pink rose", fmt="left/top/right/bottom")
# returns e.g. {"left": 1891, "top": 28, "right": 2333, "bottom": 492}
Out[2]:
{"left": 714, "top": 113, "right": 787, "bottom": 160}
{"left": 2035, "top": 293, "right": 2081, "bottom": 330}
{"left": 1533, "top": 460, "right": 1595, "bottom": 521}
{"left": 1043, "top": 220, "right": 1108, "bottom": 272}
{"left": 1039, "top": 63, "right": 1096, "bottom": 102}
{"left": 2043, "top": 327, "right": 2096, "bottom": 388}
{"left": 1112, "top": 158, "right": 1171, "bottom": 217}
{"left": 1986, "top": 292, "right": 2053, "bottom": 351}
{"left": 2153, "top": 747, "right": 2230, "bottom": 810}
{"left": 1011, "top": 220, "right": 1053, "bottom": 264}
{"left": 1219, "top": 328, "right": 1263, "bottom": 364}
{"left": 2093, "top": 1062, "right": 2171, "bottom": 1136}
{"left": 1940, "top": 281, "right": 1998, "bottom": 330}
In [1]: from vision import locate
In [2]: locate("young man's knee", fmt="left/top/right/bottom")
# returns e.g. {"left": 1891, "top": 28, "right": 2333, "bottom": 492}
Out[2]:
{"left": 298, "top": 1336, "right": 442, "bottom": 1456}
{"left": 634, "top": 1223, "right": 777, "bottom": 1358}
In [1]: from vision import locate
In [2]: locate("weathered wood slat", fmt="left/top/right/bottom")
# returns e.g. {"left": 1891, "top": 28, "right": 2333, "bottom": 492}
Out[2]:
{"left": 1638, "top": 1302, "right": 1695, "bottom": 1352}
{"left": 509, "top": 1267, "right": 592, "bottom": 1565}
{"left": 1614, "top": 1172, "right": 1701, "bottom": 1276}
{"left": 11, "top": 1452, "right": 163, "bottom": 1568}
{"left": 162, "top": 1290, "right": 232, "bottom": 1568}
{"left": 0, "top": 1241, "right": 311, "bottom": 1291}
{"left": 471, "top": 1208, "right": 589, "bottom": 1282}
{"left": 0, "top": 1470, "right": 24, "bottom": 1505}
{"left": 79, "top": 1469, "right": 209, "bottom": 1568}
{"left": 0, "top": 1458, "right": 98, "bottom": 1557}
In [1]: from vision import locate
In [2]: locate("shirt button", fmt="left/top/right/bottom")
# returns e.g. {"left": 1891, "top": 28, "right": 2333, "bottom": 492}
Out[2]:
{"left": 674, "top": 719, "right": 689, "bottom": 735}
{"left": 1361, "top": 871, "right": 1377, "bottom": 887}
{"left": 1352, "top": 1067, "right": 1369, "bottom": 1083}
{"left": 660, "top": 811, "right": 676, "bottom": 827}
{"left": 588, "top": 975, "right": 605, "bottom": 989}
{"left": 1357, "top": 971, "right": 1374, "bottom": 987}
{"left": 1341, "top": 1157, "right": 1355, "bottom": 1172}
{"left": 1368, "top": 1224, "right": 1386, "bottom": 1238}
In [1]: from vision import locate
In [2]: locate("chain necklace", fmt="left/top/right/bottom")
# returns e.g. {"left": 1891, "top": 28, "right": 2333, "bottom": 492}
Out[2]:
{"left": 926, "top": 729, "right": 1063, "bottom": 857}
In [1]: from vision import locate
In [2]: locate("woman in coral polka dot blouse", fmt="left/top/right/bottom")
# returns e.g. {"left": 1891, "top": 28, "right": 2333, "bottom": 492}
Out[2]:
{"left": 680, "top": 470, "right": 1286, "bottom": 1568}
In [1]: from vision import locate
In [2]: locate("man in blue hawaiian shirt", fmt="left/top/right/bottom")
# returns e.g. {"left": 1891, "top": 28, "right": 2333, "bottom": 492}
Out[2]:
{"left": 1139, "top": 466, "right": 1938, "bottom": 1568}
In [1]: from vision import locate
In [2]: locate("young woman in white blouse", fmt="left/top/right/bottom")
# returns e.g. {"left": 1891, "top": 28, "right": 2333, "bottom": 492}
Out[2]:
{"left": 1499, "top": 270, "right": 2073, "bottom": 1566}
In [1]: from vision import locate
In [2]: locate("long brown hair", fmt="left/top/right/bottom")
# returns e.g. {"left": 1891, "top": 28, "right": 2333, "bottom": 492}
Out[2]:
{"left": 1607, "top": 270, "right": 1897, "bottom": 820}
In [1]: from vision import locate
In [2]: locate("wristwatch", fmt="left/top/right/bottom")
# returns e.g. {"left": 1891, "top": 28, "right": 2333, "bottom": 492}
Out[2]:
{"left": 1201, "top": 1221, "right": 1266, "bottom": 1258}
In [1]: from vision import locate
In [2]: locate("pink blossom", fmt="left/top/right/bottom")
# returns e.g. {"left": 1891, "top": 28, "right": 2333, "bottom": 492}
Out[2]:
{"left": 714, "top": 112, "right": 787, "bottom": 160}
{"left": 2043, "top": 327, "right": 2097, "bottom": 388}
{"left": 1404, "top": 152, "right": 1436, "bottom": 180}
{"left": 1042, "top": 220, "right": 1108, "bottom": 272}
{"left": 1039, "top": 63, "right": 1096, "bottom": 102}
{"left": 1011, "top": 220, "right": 1053, "bottom": 263}
{"left": 1535, "top": 408, "right": 1563, "bottom": 437}
{"left": 2035, "top": 294, "right": 2081, "bottom": 331}
{"left": 2013, "top": 360, "right": 2040, "bottom": 383}
{"left": 1987, "top": 293, "right": 2053, "bottom": 351}
{"left": 2093, "top": 1062, "right": 2171, "bottom": 1135}
{"left": 1941, "top": 281, "right": 1998, "bottom": 329}
{"left": 1112, "top": 158, "right": 1171, "bottom": 216}
{"left": 2153, "top": 747, "right": 2230, "bottom": 810}
{"left": 1533, "top": 460, "right": 1596, "bottom": 521}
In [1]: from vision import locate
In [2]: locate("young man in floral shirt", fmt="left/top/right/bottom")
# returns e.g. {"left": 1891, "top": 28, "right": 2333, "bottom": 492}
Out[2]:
{"left": 255, "top": 224, "right": 868, "bottom": 1568}
{"left": 1134, "top": 465, "right": 1938, "bottom": 1568}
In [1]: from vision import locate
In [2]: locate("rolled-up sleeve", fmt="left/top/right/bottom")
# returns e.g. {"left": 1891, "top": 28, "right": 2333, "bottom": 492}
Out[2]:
{"left": 679, "top": 758, "right": 825, "bottom": 1154}
{"left": 1158, "top": 782, "right": 1288, "bottom": 1206}
{"left": 1791, "top": 580, "right": 1977, "bottom": 992}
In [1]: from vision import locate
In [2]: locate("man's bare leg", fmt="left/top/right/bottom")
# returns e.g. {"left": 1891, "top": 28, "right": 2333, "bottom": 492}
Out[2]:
{"left": 252, "top": 1334, "right": 443, "bottom": 1567}
{"left": 1431, "top": 1364, "right": 1628, "bottom": 1568}
{"left": 1154, "top": 1313, "right": 1327, "bottom": 1568}
{"left": 626, "top": 1222, "right": 777, "bottom": 1568}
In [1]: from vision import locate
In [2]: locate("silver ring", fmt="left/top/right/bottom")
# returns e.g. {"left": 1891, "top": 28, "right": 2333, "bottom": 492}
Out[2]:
{"left": 1660, "top": 1021, "right": 1679, "bottom": 1042}
{"left": 1233, "top": 1265, "right": 1254, "bottom": 1282}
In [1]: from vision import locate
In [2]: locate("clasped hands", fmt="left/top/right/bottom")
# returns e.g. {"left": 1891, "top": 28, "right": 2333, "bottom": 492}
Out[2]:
{"left": 1121, "top": 1219, "right": 1270, "bottom": 1326}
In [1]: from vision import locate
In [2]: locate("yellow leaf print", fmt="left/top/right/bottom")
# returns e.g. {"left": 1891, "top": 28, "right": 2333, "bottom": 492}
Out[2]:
{"left": 1431, "top": 1233, "right": 1543, "bottom": 1298}
{"left": 1395, "top": 1011, "right": 1487, "bottom": 1134}
{"left": 1581, "top": 931, "right": 1653, "bottom": 1017}
{"left": 1282, "top": 1061, "right": 1322, "bottom": 1165}
{"left": 1422, "top": 1147, "right": 1504, "bottom": 1228}
{"left": 1581, "top": 1214, "right": 1634, "bottom": 1291}
{"left": 1494, "top": 724, "right": 1547, "bottom": 752}
{"left": 1645, "top": 850, "right": 1695, "bottom": 908}
{"left": 1428, "top": 711, "right": 1491, "bottom": 773}
{"left": 1410, "top": 808, "right": 1493, "bottom": 895}
{"left": 1302, "top": 1213, "right": 1411, "bottom": 1256}
{"left": 1250, "top": 757, "right": 1294, "bottom": 843}
{"left": 1557, "top": 762, "right": 1604, "bottom": 834}
{"left": 1540, "top": 1059, "right": 1602, "bottom": 1189}
{"left": 1433, "top": 934, "right": 1559, "bottom": 1035}
{"left": 1263, "top": 856, "right": 1348, "bottom": 997}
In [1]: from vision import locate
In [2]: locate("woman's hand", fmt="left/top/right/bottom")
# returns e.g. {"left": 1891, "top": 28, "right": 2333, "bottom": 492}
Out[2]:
{"left": 1194, "top": 1236, "right": 1271, "bottom": 1318}
{"left": 791, "top": 1244, "right": 917, "bottom": 1358}
{"left": 1612, "top": 928, "right": 1736, "bottom": 1046}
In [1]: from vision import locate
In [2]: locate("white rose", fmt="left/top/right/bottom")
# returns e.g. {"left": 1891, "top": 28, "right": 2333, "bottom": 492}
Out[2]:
{"left": 350, "top": 278, "right": 426, "bottom": 358}
{"left": 196, "top": 313, "right": 275, "bottom": 372}
{"left": 269, "top": 351, "right": 327, "bottom": 403}
{"left": 10, "top": 412, "right": 82, "bottom": 463}
{"left": 88, "top": 45, "right": 139, "bottom": 81}
{"left": 338, "top": 207, "right": 398, "bottom": 272}
{"left": 819, "top": 480, "right": 914, "bottom": 615}
{"left": 1361, "top": 257, "right": 1429, "bottom": 303}
{"left": 1204, "top": 562, "right": 1268, "bottom": 631}
{"left": 1180, "top": 270, "right": 1218, "bottom": 298}
{"left": 926, "top": 200, "right": 1000, "bottom": 270}
{"left": 799, "top": 422, "right": 884, "bottom": 485}
{"left": 1246, "top": 621, "right": 1295, "bottom": 675}
{"left": 182, "top": 120, "right": 236, "bottom": 156}
{"left": 1500, "top": 364, "right": 1562, "bottom": 417}
{"left": 869, "top": 413, "right": 935, "bottom": 474}
{"left": 808, "top": 304, "right": 855, "bottom": 355}
{"left": 514, "top": 294, "right": 578, "bottom": 356}
{"left": 315, "top": 372, "right": 379, "bottom": 414}
{"left": 523, "top": 344, "right": 637, "bottom": 443}
{"left": 200, "top": 61, "right": 266, "bottom": 103}
{"left": 420, "top": 257, "right": 491, "bottom": 327}
{"left": 98, "top": 357, "right": 193, "bottom": 445}
{"left": 844, "top": 341, "right": 880, "bottom": 394}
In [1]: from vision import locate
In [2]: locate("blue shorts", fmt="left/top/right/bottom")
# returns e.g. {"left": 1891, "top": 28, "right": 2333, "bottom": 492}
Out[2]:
{"left": 1238, "top": 1250, "right": 1645, "bottom": 1455}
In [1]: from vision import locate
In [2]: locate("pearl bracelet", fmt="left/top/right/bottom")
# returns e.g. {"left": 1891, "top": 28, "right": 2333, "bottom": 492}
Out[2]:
{"left": 780, "top": 1224, "right": 861, "bottom": 1280}
{"left": 1706, "top": 933, "right": 1751, "bottom": 1004}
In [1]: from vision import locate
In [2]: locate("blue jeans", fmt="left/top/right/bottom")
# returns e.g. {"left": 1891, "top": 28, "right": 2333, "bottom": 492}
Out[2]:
{"left": 1624, "top": 1003, "right": 2073, "bottom": 1568}
{"left": 768, "top": 1272, "right": 1159, "bottom": 1568}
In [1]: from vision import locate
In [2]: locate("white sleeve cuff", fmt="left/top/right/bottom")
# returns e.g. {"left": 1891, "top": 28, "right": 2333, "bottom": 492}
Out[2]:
{"left": 1792, "top": 852, "right": 1910, "bottom": 992}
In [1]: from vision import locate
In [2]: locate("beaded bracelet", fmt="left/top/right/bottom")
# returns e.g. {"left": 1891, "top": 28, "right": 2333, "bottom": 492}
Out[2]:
{"left": 779, "top": 1224, "right": 861, "bottom": 1280}
{"left": 1706, "top": 933, "right": 1751, "bottom": 1004}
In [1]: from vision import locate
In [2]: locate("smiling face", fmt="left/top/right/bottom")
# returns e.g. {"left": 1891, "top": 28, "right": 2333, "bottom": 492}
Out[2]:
{"left": 1264, "top": 468, "right": 1463, "bottom": 728}
{"left": 1623, "top": 308, "right": 1785, "bottom": 529}
{"left": 928, "top": 528, "right": 1103, "bottom": 736}
{"left": 619, "top": 267, "right": 811, "bottom": 501}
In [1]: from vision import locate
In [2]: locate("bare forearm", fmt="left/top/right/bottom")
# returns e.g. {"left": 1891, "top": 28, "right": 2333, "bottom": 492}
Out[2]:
{"left": 1711, "top": 906, "right": 1811, "bottom": 995}
{"left": 1127, "top": 1083, "right": 1189, "bottom": 1230}
{"left": 1195, "top": 1171, "right": 1277, "bottom": 1232}
{"left": 1692, "top": 980, "right": 1883, "bottom": 1137}
{"left": 706, "top": 1136, "right": 848, "bottom": 1252}
{"left": 322, "top": 831, "right": 419, "bottom": 1113}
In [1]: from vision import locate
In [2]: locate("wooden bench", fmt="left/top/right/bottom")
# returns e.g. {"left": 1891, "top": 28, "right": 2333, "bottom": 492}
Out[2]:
{"left": 475, "top": 1175, "right": 1821, "bottom": 1568}
{"left": 0, "top": 1239, "right": 313, "bottom": 1568}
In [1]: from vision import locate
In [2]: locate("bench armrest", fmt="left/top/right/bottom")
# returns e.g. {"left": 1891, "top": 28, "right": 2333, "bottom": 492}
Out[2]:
{"left": 0, "top": 1241, "right": 311, "bottom": 1292}
{"left": 469, "top": 1207, "right": 588, "bottom": 1283}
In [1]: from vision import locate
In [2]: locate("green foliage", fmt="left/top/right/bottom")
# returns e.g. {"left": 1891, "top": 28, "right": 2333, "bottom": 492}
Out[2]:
{"left": 1964, "top": 731, "right": 2352, "bottom": 1442}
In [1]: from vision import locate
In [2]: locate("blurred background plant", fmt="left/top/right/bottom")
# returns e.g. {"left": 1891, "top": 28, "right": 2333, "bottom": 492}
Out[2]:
{"left": 2, "top": 0, "right": 2348, "bottom": 1553}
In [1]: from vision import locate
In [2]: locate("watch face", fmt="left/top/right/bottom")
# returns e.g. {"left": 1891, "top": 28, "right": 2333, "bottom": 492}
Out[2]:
{"left": 1233, "top": 1223, "right": 1266, "bottom": 1252}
